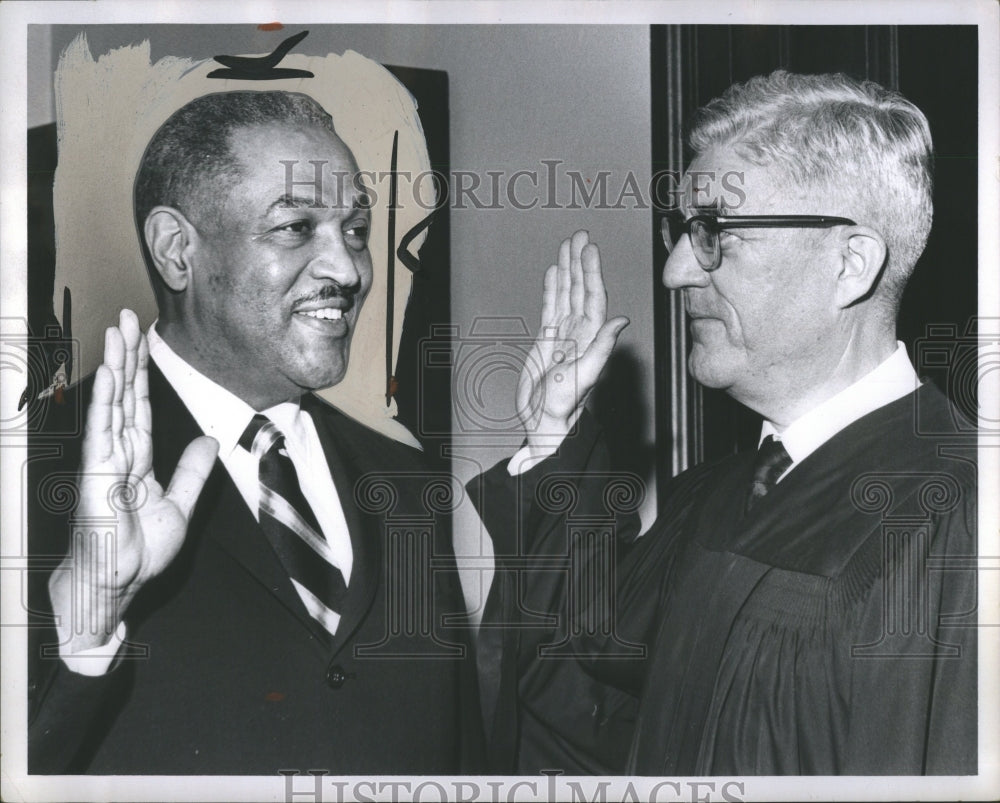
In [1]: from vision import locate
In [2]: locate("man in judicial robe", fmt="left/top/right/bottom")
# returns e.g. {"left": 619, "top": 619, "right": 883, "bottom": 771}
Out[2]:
{"left": 471, "top": 70, "right": 977, "bottom": 775}
{"left": 28, "top": 90, "right": 482, "bottom": 774}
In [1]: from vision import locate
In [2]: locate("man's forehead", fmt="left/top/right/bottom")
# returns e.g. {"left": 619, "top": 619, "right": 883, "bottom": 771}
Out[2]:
{"left": 225, "top": 122, "right": 366, "bottom": 209}
{"left": 680, "top": 145, "right": 802, "bottom": 214}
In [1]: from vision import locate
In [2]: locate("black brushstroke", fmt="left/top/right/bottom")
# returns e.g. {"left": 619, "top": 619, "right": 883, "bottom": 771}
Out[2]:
{"left": 396, "top": 210, "right": 436, "bottom": 273}
{"left": 61, "top": 286, "right": 72, "bottom": 385}
{"left": 385, "top": 131, "right": 398, "bottom": 407}
{"left": 208, "top": 30, "right": 314, "bottom": 80}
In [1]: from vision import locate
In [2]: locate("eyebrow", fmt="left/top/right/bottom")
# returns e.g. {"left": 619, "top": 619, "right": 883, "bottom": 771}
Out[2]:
{"left": 267, "top": 193, "right": 324, "bottom": 212}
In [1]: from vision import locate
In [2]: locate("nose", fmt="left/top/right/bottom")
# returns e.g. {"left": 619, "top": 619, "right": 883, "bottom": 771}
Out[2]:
{"left": 661, "top": 236, "right": 710, "bottom": 290}
{"left": 308, "top": 226, "right": 365, "bottom": 289}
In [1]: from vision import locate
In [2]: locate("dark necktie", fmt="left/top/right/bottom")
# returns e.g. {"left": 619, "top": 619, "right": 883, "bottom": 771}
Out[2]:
{"left": 239, "top": 414, "right": 347, "bottom": 638}
{"left": 745, "top": 435, "right": 793, "bottom": 514}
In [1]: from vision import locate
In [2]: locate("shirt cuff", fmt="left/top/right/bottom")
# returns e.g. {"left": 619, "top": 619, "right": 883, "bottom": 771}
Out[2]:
{"left": 505, "top": 408, "right": 587, "bottom": 476}
{"left": 506, "top": 443, "right": 558, "bottom": 476}
{"left": 59, "top": 621, "right": 127, "bottom": 676}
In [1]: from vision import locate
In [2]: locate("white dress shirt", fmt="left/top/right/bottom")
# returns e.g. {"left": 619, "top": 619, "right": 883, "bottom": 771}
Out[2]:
{"left": 760, "top": 341, "right": 921, "bottom": 481}
{"left": 62, "top": 325, "right": 353, "bottom": 674}
{"left": 146, "top": 326, "right": 353, "bottom": 582}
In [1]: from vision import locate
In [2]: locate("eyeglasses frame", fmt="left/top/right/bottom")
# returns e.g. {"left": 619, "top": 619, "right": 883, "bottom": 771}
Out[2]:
{"left": 660, "top": 211, "right": 858, "bottom": 272}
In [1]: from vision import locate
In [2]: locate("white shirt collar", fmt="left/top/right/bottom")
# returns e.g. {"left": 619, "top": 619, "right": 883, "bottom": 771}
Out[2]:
{"left": 147, "top": 324, "right": 302, "bottom": 458}
{"left": 760, "top": 341, "right": 921, "bottom": 468}
{"left": 146, "top": 324, "right": 353, "bottom": 584}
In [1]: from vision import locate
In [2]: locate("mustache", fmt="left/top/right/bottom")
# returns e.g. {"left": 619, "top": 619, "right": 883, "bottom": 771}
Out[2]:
{"left": 295, "top": 281, "right": 362, "bottom": 308}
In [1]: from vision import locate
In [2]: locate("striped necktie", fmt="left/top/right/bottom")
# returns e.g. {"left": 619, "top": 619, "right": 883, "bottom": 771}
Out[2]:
{"left": 745, "top": 435, "right": 793, "bottom": 514}
{"left": 239, "top": 414, "right": 347, "bottom": 638}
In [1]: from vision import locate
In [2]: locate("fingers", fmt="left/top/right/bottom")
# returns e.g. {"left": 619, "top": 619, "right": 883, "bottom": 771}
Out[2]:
{"left": 104, "top": 325, "right": 126, "bottom": 444}
{"left": 552, "top": 230, "right": 593, "bottom": 323}
{"left": 569, "top": 231, "right": 588, "bottom": 315}
{"left": 540, "top": 264, "right": 558, "bottom": 328}
{"left": 82, "top": 309, "right": 144, "bottom": 469}
{"left": 165, "top": 436, "right": 219, "bottom": 522}
{"left": 581, "top": 242, "right": 607, "bottom": 324}
{"left": 556, "top": 237, "right": 571, "bottom": 319}
{"left": 83, "top": 364, "right": 115, "bottom": 466}
{"left": 134, "top": 331, "right": 152, "bottom": 436}
{"left": 119, "top": 309, "right": 141, "bottom": 430}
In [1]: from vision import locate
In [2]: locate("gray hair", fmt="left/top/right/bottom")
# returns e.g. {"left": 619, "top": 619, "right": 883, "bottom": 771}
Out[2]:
{"left": 689, "top": 70, "right": 933, "bottom": 311}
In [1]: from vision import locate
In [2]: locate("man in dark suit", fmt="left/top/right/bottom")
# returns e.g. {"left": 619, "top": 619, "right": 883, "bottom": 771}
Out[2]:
{"left": 28, "top": 90, "right": 481, "bottom": 774}
{"left": 472, "top": 70, "right": 977, "bottom": 775}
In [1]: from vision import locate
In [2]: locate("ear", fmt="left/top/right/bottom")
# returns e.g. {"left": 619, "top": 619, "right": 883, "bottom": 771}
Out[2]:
{"left": 834, "top": 225, "right": 888, "bottom": 309}
{"left": 144, "top": 206, "right": 199, "bottom": 292}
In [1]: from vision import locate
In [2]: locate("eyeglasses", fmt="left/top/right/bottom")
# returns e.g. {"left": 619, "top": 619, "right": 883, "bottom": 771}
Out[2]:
{"left": 660, "top": 211, "right": 857, "bottom": 272}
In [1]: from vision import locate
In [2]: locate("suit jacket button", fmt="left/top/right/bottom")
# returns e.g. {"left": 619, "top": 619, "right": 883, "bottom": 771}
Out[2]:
{"left": 325, "top": 664, "right": 348, "bottom": 689}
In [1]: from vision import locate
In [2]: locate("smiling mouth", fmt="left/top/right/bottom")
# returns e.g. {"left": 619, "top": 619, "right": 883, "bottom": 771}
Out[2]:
{"left": 296, "top": 308, "right": 344, "bottom": 321}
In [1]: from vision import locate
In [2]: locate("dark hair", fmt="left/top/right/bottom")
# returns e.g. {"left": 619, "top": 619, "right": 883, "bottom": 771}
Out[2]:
{"left": 134, "top": 90, "right": 336, "bottom": 239}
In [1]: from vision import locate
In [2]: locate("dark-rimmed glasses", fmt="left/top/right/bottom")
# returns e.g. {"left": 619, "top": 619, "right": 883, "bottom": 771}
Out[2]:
{"left": 661, "top": 211, "right": 857, "bottom": 272}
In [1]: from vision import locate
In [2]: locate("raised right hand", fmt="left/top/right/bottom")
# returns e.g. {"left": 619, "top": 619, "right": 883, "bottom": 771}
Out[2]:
{"left": 515, "top": 231, "right": 629, "bottom": 455}
{"left": 48, "top": 309, "right": 218, "bottom": 653}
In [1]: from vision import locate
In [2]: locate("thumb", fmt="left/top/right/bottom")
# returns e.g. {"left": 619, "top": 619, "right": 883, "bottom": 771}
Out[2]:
{"left": 602, "top": 316, "right": 631, "bottom": 342}
{"left": 165, "top": 436, "right": 219, "bottom": 521}
{"left": 577, "top": 317, "right": 629, "bottom": 389}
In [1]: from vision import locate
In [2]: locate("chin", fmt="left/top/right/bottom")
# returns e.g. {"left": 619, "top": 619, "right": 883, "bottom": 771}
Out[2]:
{"left": 303, "top": 369, "right": 348, "bottom": 392}
{"left": 288, "top": 355, "right": 349, "bottom": 393}
{"left": 688, "top": 350, "right": 741, "bottom": 391}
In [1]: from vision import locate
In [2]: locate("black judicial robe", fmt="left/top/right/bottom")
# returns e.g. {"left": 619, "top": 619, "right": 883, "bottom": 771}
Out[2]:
{"left": 470, "top": 381, "right": 977, "bottom": 775}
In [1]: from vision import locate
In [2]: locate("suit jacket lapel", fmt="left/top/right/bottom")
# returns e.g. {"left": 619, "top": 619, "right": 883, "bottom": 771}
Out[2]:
{"left": 301, "top": 394, "right": 382, "bottom": 658}
{"left": 147, "top": 363, "right": 331, "bottom": 652}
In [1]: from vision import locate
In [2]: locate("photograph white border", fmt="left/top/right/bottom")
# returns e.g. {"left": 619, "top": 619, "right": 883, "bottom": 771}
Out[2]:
{"left": 2, "top": 2, "right": 997, "bottom": 801}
